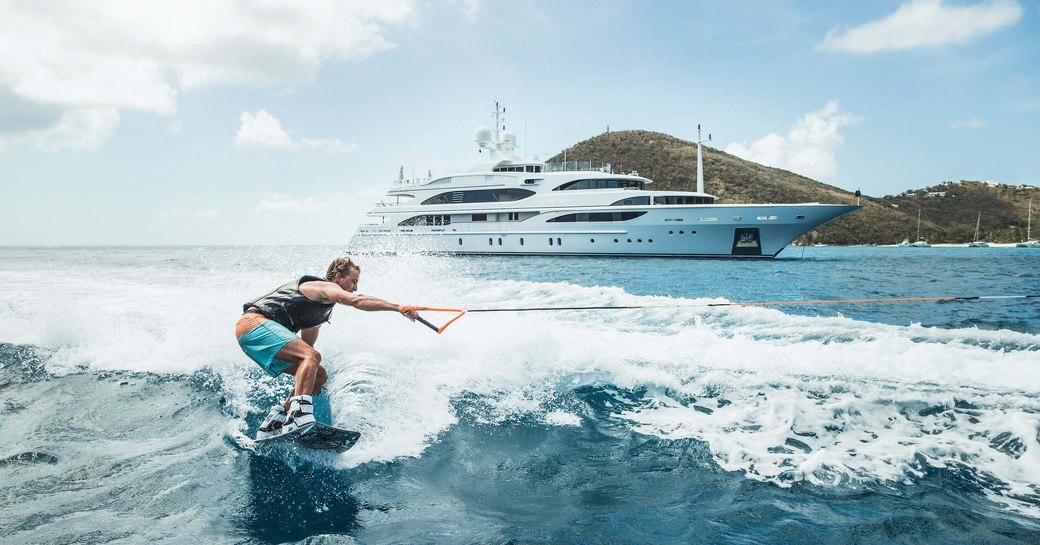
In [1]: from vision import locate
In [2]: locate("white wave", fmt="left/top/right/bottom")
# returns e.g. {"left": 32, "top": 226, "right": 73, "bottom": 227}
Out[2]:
{"left": 3, "top": 250, "right": 1039, "bottom": 512}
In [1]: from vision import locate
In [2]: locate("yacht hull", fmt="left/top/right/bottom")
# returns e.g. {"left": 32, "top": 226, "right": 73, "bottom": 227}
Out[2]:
{"left": 351, "top": 203, "right": 859, "bottom": 258}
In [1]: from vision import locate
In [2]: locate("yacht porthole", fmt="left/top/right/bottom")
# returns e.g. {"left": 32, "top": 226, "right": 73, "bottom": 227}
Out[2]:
{"left": 669, "top": 230, "right": 674, "bottom": 235}
{"left": 613, "top": 239, "right": 619, "bottom": 243}
{"left": 679, "top": 231, "right": 684, "bottom": 234}
{"left": 458, "top": 238, "right": 462, "bottom": 245}
{"left": 488, "top": 238, "right": 493, "bottom": 245}
{"left": 627, "top": 239, "right": 632, "bottom": 243}
{"left": 648, "top": 239, "right": 653, "bottom": 243}
{"left": 637, "top": 239, "right": 642, "bottom": 243}
{"left": 795, "top": 215, "right": 806, "bottom": 220}
{"left": 590, "top": 239, "right": 595, "bottom": 243}
{"left": 520, "top": 238, "right": 524, "bottom": 246}
{"left": 556, "top": 238, "right": 562, "bottom": 246}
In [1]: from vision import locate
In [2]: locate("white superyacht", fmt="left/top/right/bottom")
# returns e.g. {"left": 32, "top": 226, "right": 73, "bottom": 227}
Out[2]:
{"left": 351, "top": 107, "right": 860, "bottom": 258}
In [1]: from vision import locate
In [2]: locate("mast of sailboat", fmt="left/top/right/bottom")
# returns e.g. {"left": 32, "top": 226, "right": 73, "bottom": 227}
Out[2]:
{"left": 1028, "top": 200, "right": 1033, "bottom": 241}
{"left": 917, "top": 208, "right": 922, "bottom": 241}
{"left": 974, "top": 211, "right": 982, "bottom": 243}
{"left": 696, "top": 124, "right": 711, "bottom": 194}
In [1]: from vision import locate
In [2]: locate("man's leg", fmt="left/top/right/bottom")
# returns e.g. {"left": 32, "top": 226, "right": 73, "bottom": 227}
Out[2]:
{"left": 273, "top": 339, "right": 324, "bottom": 433}
{"left": 273, "top": 339, "right": 328, "bottom": 406}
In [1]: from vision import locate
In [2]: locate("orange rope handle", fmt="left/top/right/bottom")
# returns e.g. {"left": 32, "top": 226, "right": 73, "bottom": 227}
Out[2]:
{"left": 400, "top": 306, "right": 468, "bottom": 334}
{"left": 401, "top": 306, "right": 465, "bottom": 313}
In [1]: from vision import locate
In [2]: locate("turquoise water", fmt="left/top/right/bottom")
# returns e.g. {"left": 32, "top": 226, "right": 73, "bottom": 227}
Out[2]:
{"left": 2, "top": 245, "right": 1039, "bottom": 544}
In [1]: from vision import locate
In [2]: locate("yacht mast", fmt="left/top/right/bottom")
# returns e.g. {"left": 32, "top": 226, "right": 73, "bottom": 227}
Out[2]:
{"left": 696, "top": 125, "right": 711, "bottom": 194}
{"left": 492, "top": 101, "right": 506, "bottom": 143}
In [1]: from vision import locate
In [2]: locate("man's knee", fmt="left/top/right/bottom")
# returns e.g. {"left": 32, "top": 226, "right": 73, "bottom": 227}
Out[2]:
{"left": 301, "top": 349, "right": 322, "bottom": 367}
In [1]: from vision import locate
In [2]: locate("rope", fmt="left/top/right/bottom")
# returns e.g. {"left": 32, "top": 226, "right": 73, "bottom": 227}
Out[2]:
{"left": 402, "top": 294, "right": 1040, "bottom": 334}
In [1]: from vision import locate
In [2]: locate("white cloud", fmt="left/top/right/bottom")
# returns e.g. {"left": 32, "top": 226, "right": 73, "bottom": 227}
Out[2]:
{"left": 234, "top": 110, "right": 357, "bottom": 153}
{"left": 952, "top": 118, "right": 986, "bottom": 129}
{"left": 818, "top": 0, "right": 1023, "bottom": 54}
{"left": 234, "top": 110, "right": 294, "bottom": 150}
{"left": 724, "top": 100, "right": 862, "bottom": 181}
{"left": 452, "top": 0, "right": 482, "bottom": 20}
{"left": 255, "top": 193, "right": 334, "bottom": 215}
{"left": 0, "top": 108, "right": 121, "bottom": 152}
{"left": 0, "top": 1, "right": 417, "bottom": 152}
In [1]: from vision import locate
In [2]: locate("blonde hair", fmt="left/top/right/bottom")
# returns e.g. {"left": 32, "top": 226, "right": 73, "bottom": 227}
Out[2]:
{"left": 325, "top": 257, "right": 360, "bottom": 281}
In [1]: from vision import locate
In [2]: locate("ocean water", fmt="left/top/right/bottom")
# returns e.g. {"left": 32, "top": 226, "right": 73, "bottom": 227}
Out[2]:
{"left": 1, "top": 245, "right": 1039, "bottom": 545}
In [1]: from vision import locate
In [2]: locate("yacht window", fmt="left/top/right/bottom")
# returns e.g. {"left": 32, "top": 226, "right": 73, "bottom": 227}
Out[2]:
{"left": 653, "top": 196, "right": 713, "bottom": 205}
{"left": 553, "top": 179, "right": 645, "bottom": 191}
{"left": 399, "top": 214, "right": 451, "bottom": 226}
{"left": 610, "top": 196, "right": 650, "bottom": 206}
{"left": 421, "top": 188, "right": 535, "bottom": 205}
{"left": 547, "top": 211, "right": 647, "bottom": 223}
{"left": 472, "top": 213, "right": 487, "bottom": 222}
{"left": 493, "top": 165, "right": 541, "bottom": 172}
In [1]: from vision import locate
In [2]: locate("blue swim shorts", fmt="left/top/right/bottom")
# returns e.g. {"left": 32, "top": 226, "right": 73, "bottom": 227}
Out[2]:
{"left": 237, "top": 319, "right": 298, "bottom": 377}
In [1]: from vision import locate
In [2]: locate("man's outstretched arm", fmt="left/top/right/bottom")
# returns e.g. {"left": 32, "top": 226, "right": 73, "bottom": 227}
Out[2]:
{"left": 302, "top": 281, "right": 418, "bottom": 319}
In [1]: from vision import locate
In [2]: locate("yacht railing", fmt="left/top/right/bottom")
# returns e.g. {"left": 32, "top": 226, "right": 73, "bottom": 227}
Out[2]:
{"left": 393, "top": 178, "right": 429, "bottom": 187}
{"left": 543, "top": 161, "right": 612, "bottom": 173}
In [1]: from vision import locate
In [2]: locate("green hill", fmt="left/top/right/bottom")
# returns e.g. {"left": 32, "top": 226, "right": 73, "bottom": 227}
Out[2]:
{"left": 548, "top": 130, "right": 1039, "bottom": 245}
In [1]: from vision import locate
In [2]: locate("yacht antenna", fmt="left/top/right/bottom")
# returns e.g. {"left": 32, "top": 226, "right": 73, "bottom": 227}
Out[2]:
{"left": 696, "top": 124, "right": 711, "bottom": 194}
{"left": 492, "top": 101, "right": 506, "bottom": 144}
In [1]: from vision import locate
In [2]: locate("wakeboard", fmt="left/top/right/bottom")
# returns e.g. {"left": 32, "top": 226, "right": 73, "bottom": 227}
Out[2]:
{"left": 256, "top": 422, "right": 361, "bottom": 453}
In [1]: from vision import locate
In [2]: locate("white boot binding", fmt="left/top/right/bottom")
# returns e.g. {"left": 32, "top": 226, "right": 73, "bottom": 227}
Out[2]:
{"left": 256, "top": 405, "right": 286, "bottom": 440}
{"left": 282, "top": 395, "right": 316, "bottom": 435}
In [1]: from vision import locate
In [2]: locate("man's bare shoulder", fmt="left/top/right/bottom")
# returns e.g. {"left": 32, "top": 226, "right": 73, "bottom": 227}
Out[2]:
{"left": 299, "top": 280, "right": 341, "bottom": 303}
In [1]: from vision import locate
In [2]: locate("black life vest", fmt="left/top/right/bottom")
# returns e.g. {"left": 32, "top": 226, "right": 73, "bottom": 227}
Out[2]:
{"left": 244, "top": 275, "right": 335, "bottom": 332}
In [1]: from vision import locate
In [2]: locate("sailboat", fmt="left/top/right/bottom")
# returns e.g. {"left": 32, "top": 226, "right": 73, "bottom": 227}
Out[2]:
{"left": 910, "top": 208, "right": 930, "bottom": 247}
{"left": 1017, "top": 199, "right": 1039, "bottom": 248}
{"left": 968, "top": 211, "right": 989, "bottom": 247}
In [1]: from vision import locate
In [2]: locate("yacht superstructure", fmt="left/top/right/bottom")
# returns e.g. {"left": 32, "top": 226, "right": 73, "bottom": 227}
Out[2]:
{"left": 350, "top": 105, "right": 861, "bottom": 258}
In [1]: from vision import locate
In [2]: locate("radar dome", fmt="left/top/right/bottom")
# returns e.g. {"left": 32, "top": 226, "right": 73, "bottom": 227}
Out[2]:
{"left": 499, "top": 131, "right": 516, "bottom": 151}
{"left": 473, "top": 126, "right": 493, "bottom": 146}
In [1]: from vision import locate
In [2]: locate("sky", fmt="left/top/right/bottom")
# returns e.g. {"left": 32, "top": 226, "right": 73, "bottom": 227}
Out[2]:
{"left": 1, "top": 0, "right": 1037, "bottom": 245}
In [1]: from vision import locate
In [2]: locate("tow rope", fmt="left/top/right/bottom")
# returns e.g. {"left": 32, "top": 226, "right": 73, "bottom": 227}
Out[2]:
{"left": 401, "top": 293, "right": 1040, "bottom": 334}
